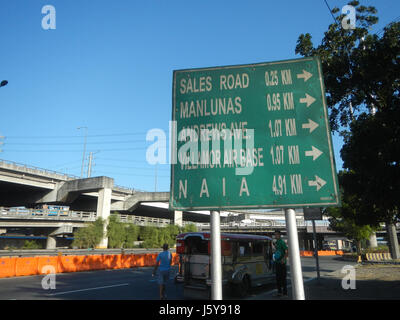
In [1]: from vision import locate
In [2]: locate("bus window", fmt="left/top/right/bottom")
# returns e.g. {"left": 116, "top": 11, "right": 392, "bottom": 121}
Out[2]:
{"left": 186, "top": 236, "right": 208, "bottom": 255}
{"left": 238, "top": 242, "right": 252, "bottom": 257}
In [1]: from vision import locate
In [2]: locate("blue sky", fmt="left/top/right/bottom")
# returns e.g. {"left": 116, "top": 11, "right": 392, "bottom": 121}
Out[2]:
{"left": 0, "top": 0, "right": 398, "bottom": 192}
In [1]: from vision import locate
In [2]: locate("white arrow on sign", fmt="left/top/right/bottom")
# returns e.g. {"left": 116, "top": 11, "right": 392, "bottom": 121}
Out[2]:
{"left": 305, "top": 146, "right": 323, "bottom": 161}
{"left": 299, "top": 93, "right": 316, "bottom": 107}
{"left": 297, "top": 70, "right": 313, "bottom": 82}
{"left": 302, "top": 119, "right": 319, "bottom": 133}
{"left": 308, "top": 175, "right": 327, "bottom": 191}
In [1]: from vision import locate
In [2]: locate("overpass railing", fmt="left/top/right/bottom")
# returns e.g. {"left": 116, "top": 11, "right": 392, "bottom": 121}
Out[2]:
{"left": 0, "top": 159, "right": 142, "bottom": 193}
{"left": 0, "top": 207, "right": 173, "bottom": 227}
{"left": 0, "top": 159, "right": 79, "bottom": 180}
{"left": 0, "top": 207, "right": 97, "bottom": 220}
{"left": 194, "top": 220, "right": 331, "bottom": 230}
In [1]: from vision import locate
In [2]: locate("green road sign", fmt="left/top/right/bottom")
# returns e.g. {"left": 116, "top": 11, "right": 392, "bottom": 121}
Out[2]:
{"left": 170, "top": 56, "right": 340, "bottom": 210}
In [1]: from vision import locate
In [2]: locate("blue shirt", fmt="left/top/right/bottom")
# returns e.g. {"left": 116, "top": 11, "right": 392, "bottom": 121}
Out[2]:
{"left": 157, "top": 250, "right": 172, "bottom": 271}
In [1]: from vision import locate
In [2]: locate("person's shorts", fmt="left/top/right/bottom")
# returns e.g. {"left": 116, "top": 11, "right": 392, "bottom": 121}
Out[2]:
{"left": 158, "top": 270, "right": 170, "bottom": 285}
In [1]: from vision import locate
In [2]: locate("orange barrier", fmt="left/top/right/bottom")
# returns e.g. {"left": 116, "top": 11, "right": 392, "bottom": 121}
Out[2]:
{"left": 75, "top": 256, "right": 91, "bottom": 272}
{"left": 172, "top": 253, "right": 179, "bottom": 265}
{"left": 89, "top": 255, "right": 105, "bottom": 270}
{"left": 58, "top": 256, "right": 77, "bottom": 273}
{"left": 0, "top": 257, "right": 16, "bottom": 278}
{"left": 15, "top": 257, "right": 39, "bottom": 277}
{"left": 300, "top": 250, "right": 344, "bottom": 256}
{"left": 37, "top": 256, "right": 59, "bottom": 274}
{"left": 121, "top": 254, "right": 134, "bottom": 269}
{"left": 0, "top": 251, "right": 184, "bottom": 279}
{"left": 134, "top": 254, "right": 145, "bottom": 267}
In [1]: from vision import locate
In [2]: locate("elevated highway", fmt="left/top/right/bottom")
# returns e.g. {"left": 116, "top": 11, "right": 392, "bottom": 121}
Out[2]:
{"left": 0, "top": 159, "right": 172, "bottom": 248}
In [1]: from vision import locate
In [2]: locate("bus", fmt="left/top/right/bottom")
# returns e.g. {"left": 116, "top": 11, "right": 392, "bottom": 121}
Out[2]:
{"left": 175, "top": 232, "right": 274, "bottom": 299}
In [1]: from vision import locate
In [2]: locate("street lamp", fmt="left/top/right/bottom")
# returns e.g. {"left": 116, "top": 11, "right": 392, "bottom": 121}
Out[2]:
{"left": 0, "top": 80, "right": 8, "bottom": 88}
{"left": 77, "top": 126, "right": 88, "bottom": 178}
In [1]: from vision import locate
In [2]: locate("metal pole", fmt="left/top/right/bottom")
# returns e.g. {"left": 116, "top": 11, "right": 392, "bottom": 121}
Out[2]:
{"left": 210, "top": 210, "right": 222, "bottom": 300}
{"left": 78, "top": 127, "right": 88, "bottom": 178}
{"left": 285, "top": 208, "right": 305, "bottom": 300}
{"left": 87, "top": 152, "right": 93, "bottom": 178}
{"left": 312, "top": 219, "right": 320, "bottom": 279}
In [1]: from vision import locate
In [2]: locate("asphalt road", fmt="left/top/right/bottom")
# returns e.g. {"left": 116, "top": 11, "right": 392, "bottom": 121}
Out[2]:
{"left": 0, "top": 256, "right": 353, "bottom": 300}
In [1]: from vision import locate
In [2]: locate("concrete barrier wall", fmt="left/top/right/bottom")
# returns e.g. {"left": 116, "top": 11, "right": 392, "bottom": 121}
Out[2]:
{"left": 0, "top": 253, "right": 180, "bottom": 279}
{"left": 366, "top": 252, "right": 392, "bottom": 261}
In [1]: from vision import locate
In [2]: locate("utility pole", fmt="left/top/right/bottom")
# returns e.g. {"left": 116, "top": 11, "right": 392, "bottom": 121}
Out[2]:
{"left": 87, "top": 151, "right": 99, "bottom": 178}
{"left": 77, "top": 127, "right": 88, "bottom": 178}
{"left": 87, "top": 152, "right": 93, "bottom": 178}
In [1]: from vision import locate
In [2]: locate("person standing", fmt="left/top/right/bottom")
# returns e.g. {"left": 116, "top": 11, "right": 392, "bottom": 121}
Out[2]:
{"left": 152, "top": 243, "right": 172, "bottom": 300}
{"left": 273, "top": 230, "right": 288, "bottom": 297}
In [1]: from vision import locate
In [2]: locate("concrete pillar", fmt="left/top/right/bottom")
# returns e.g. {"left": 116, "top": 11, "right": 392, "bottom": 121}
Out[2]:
{"left": 368, "top": 233, "right": 378, "bottom": 248}
{"left": 174, "top": 210, "right": 183, "bottom": 227}
{"left": 46, "top": 236, "right": 56, "bottom": 249}
{"left": 387, "top": 223, "right": 400, "bottom": 259}
{"left": 96, "top": 188, "right": 112, "bottom": 249}
{"left": 337, "top": 239, "right": 343, "bottom": 250}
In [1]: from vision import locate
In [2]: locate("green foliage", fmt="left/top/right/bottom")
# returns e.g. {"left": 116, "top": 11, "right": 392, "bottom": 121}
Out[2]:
{"left": 74, "top": 213, "right": 199, "bottom": 249}
{"left": 22, "top": 240, "right": 43, "bottom": 249}
{"left": 325, "top": 171, "right": 376, "bottom": 255}
{"left": 182, "top": 223, "right": 198, "bottom": 233}
{"left": 137, "top": 223, "right": 198, "bottom": 249}
{"left": 295, "top": 1, "right": 392, "bottom": 132}
{"left": 362, "top": 245, "right": 389, "bottom": 254}
{"left": 73, "top": 218, "right": 104, "bottom": 249}
{"left": 296, "top": 0, "right": 400, "bottom": 233}
{"left": 107, "top": 214, "right": 127, "bottom": 248}
{"left": 125, "top": 224, "right": 140, "bottom": 248}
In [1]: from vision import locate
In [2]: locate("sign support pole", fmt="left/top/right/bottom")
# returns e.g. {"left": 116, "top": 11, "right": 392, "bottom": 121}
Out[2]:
{"left": 210, "top": 210, "right": 222, "bottom": 300}
{"left": 285, "top": 208, "right": 305, "bottom": 300}
{"left": 312, "top": 219, "right": 321, "bottom": 279}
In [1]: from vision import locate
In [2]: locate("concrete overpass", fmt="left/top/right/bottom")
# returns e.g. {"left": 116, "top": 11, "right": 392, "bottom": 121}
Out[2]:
{"left": 0, "top": 159, "right": 173, "bottom": 248}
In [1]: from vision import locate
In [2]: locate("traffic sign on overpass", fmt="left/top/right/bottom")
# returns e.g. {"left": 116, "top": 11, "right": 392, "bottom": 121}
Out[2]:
{"left": 170, "top": 56, "right": 340, "bottom": 211}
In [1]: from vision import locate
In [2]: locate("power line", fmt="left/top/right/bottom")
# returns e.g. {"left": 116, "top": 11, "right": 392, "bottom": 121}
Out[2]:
{"left": 93, "top": 170, "right": 169, "bottom": 178}
{"left": 95, "top": 163, "right": 170, "bottom": 171}
{"left": 97, "top": 163, "right": 170, "bottom": 171}
{"left": 323, "top": 0, "right": 339, "bottom": 25}
{"left": 96, "top": 157, "right": 149, "bottom": 163}
{"left": 4, "top": 131, "right": 165, "bottom": 140}
{"left": 2, "top": 146, "right": 162, "bottom": 152}
{"left": 3, "top": 139, "right": 163, "bottom": 146}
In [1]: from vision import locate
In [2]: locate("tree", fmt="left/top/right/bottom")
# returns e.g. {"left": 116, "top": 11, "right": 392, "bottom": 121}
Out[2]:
{"left": 296, "top": 0, "right": 400, "bottom": 258}
{"left": 107, "top": 214, "right": 127, "bottom": 248}
{"left": 73, "top": 218, "right": 104, "bottom": 249}
{"left": 125, "top": 224, "right": 140, "bottom": 248}
{"left": 295, "top": 1, "right": 380, "bottom": 131}
{"left": 325, "top": 171, "right": 376, "bottom": 255}
{"left": 182, "top": 223, "right": 198, "bottom": 233}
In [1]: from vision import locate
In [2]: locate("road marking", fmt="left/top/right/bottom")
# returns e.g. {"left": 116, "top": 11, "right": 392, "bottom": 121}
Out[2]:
{"left": 49, "top": 283, "right": 129, "bottom": 296}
